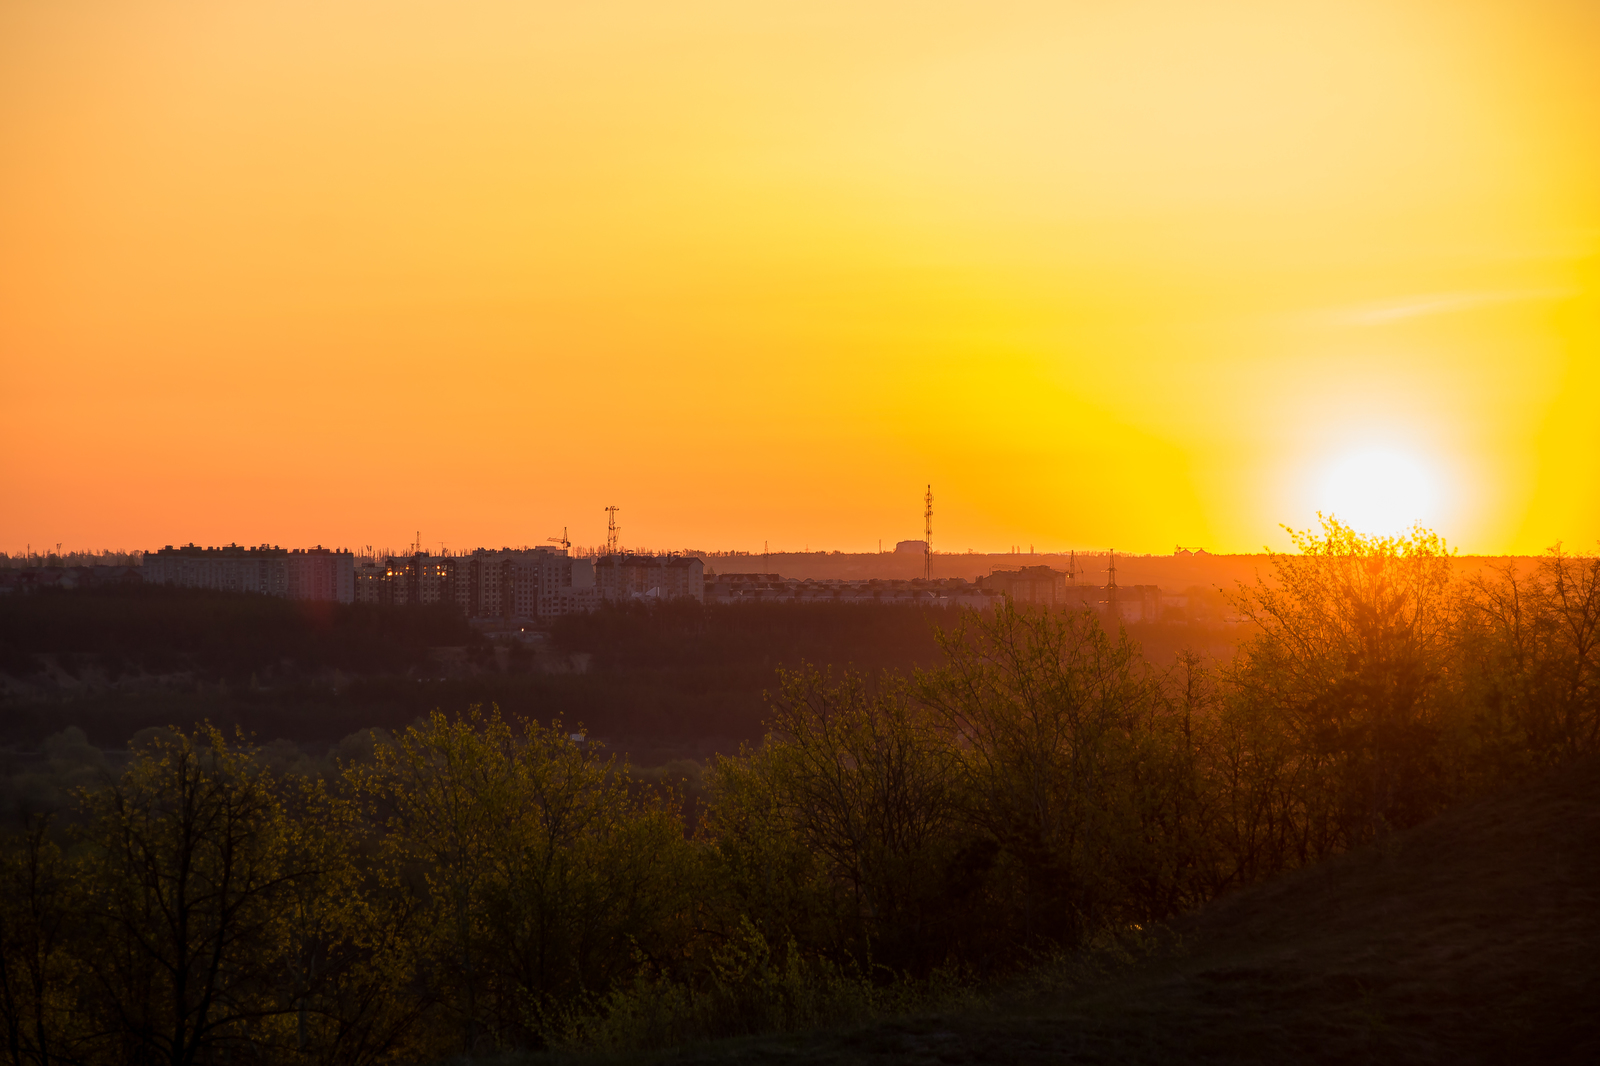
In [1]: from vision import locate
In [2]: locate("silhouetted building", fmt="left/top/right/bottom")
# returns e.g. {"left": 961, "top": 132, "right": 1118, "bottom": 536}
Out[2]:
{"left": 288, "top": 548, "right": 356, "bottom": 602}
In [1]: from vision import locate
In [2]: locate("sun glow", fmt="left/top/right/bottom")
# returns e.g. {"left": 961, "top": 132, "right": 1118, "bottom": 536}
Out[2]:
{"left": 1318, "top": 448, "right": 1443, "bottom": 537}
{"left": 0, "top": 1, "right": 1597, "bottom": 553}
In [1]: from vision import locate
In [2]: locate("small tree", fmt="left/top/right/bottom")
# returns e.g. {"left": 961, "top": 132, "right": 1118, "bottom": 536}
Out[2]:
{"left": 915, "top": 600, "right": 1162, "bottom": 951}
{"left": 362, "top": 706, "right": 694, "bottom": 1052}
{"left": 1461, "top": 544, "right": 1600, "bottom": 773}
{"left": 1228, "top": 516, "right": 1457, "bottom": 850}
{"left": 754, "top": 667, "right": 963, "bottom": 972}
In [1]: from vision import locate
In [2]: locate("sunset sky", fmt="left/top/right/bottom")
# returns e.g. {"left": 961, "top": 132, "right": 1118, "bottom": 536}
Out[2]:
{"left": 3, "top": 0, "right": 1597, "bottom": 556}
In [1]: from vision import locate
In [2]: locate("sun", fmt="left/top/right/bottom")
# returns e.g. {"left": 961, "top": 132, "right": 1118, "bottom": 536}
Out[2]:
{"left": 1317, "top": 447, "right": 1441, "bottom": 536}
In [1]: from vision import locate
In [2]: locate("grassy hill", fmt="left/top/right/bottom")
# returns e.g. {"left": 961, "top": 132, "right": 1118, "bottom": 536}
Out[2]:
{"left": 572, "top": 758, "right": 1600, "bottom": 1065}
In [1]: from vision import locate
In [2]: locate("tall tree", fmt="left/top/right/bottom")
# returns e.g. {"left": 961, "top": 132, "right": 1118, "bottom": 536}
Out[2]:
{"left": 77, "top": 727, "right": 316, "bottom": 1066}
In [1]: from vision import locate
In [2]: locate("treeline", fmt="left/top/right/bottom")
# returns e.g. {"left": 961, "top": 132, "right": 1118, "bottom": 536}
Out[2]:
{"left": 0, "top": 585, "right": 481, "bottom": 683}
{"left": 2, "top": 587, "right": 1232, "bottom": 754}
{"left": 2, "top": 520, "right": 1597, "bottom": 1064}
{"left": 1, "top": 590, "right": 958, "bottom": 687}
{"left": 550, "top": 597, "right": 958, "bottom": 674}
{"left": 0, "top": 551, "right": 142, "bottom": 569}
{"left": 0, "top": 595, "right": 979, "bottom": 749}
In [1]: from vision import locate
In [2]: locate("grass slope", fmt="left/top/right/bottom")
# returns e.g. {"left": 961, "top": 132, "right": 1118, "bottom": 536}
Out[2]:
{"left": 604, "top": 760, "right": 1600, "bottom": 1064}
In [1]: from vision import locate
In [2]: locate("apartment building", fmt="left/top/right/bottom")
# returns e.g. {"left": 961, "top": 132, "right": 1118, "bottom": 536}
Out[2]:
{"left": 594, "top": 554, "right": 704, "bottom": 603}
{"left": 979, "top": 565, "right": 1075, "bottom": 606}
{"left": 362, "top": 547, "right": 595, "bottom": 619}
{"left": 143, "top": 544, "right": 354, "bottom": 603}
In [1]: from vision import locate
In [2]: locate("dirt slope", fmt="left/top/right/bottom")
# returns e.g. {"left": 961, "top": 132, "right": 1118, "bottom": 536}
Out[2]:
{"left": 645, "top": 760, "right": 1600, "bottom": 1064}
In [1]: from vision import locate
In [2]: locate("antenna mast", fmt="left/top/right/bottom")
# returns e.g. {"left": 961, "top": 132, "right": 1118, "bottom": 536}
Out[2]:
{"left": 923, "top": 484, "right": 934, "bottom": 580}
{"left": 1105, "top": 548, "right": 1118, "bottom": 620}
{"left": 604, "top": 507, "right": 620, "bottom": 555}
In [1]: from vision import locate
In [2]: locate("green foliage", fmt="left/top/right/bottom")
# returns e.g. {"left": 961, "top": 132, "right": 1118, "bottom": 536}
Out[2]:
{"left": 0, "top": 812, "right": 84, "bottom": 1066}
{"left": 3, "top": 520, "right": 1598, "bottom": 1063}
{"left": 1226, "top": 518, "right": 1459, "bottom": 850}
{"left": 1458, "top": 547, "right": 1600, "bottom": 774}
{"left": 917, "top": 603, "right": 1175, "bottom": 950}
{"left": 556, "top": 918, "right": 954, "bottom": 1053}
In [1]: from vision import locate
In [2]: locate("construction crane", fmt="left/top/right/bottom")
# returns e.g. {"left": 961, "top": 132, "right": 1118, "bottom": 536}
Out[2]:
{"left": 548, "top": 527, "right": 571, "bottom": 551}
{"left": 605, "top": 506, "right": 620, "bottom": 555}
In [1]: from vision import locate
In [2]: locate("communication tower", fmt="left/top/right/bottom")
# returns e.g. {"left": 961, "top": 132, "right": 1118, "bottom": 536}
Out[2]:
{"left": 1105, "top": 549, "right": 1119, "bottom": 620}
{"left": 605, "top": 507, "right": 620, "bottom": 555}
{"left": 923, "top": 485, "right": 934, "bottom": 580}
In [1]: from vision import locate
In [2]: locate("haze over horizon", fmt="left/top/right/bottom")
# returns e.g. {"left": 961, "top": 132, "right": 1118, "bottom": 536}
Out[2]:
{"left": 3, "top": 0, "right": 1597, "bottom": 557}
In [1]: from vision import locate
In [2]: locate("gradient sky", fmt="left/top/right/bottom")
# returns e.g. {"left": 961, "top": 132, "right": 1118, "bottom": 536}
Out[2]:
{"left": 3, "top": 0, "right": 1597, "bottom": 556}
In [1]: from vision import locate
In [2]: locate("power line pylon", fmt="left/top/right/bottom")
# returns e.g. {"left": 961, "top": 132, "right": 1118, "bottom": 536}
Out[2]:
{"left": 605, "top": 507, "right": 620, "bottom": 555}
{"left": 923, "top": 485, "right": 934, "bottom": 580}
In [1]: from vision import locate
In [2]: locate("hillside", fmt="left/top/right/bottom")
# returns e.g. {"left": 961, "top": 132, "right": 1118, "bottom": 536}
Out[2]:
{"left": 601, "top": 759, "right": 1600, "bottom": 1065}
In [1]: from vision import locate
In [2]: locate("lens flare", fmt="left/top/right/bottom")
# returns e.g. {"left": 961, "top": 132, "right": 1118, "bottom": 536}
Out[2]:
{"left": 1318, "top": 448, "right": 1440, "bottom": 536}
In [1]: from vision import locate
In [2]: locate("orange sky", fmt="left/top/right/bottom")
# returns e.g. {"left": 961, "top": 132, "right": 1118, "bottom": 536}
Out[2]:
{"left": 2, "top": 0, "right": 1597, "bottom": 556}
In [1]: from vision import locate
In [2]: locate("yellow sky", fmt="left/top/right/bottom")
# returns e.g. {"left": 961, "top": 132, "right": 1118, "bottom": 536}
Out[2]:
{"left": 2, "top": 0, "right": 1596, "bottom": 556}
